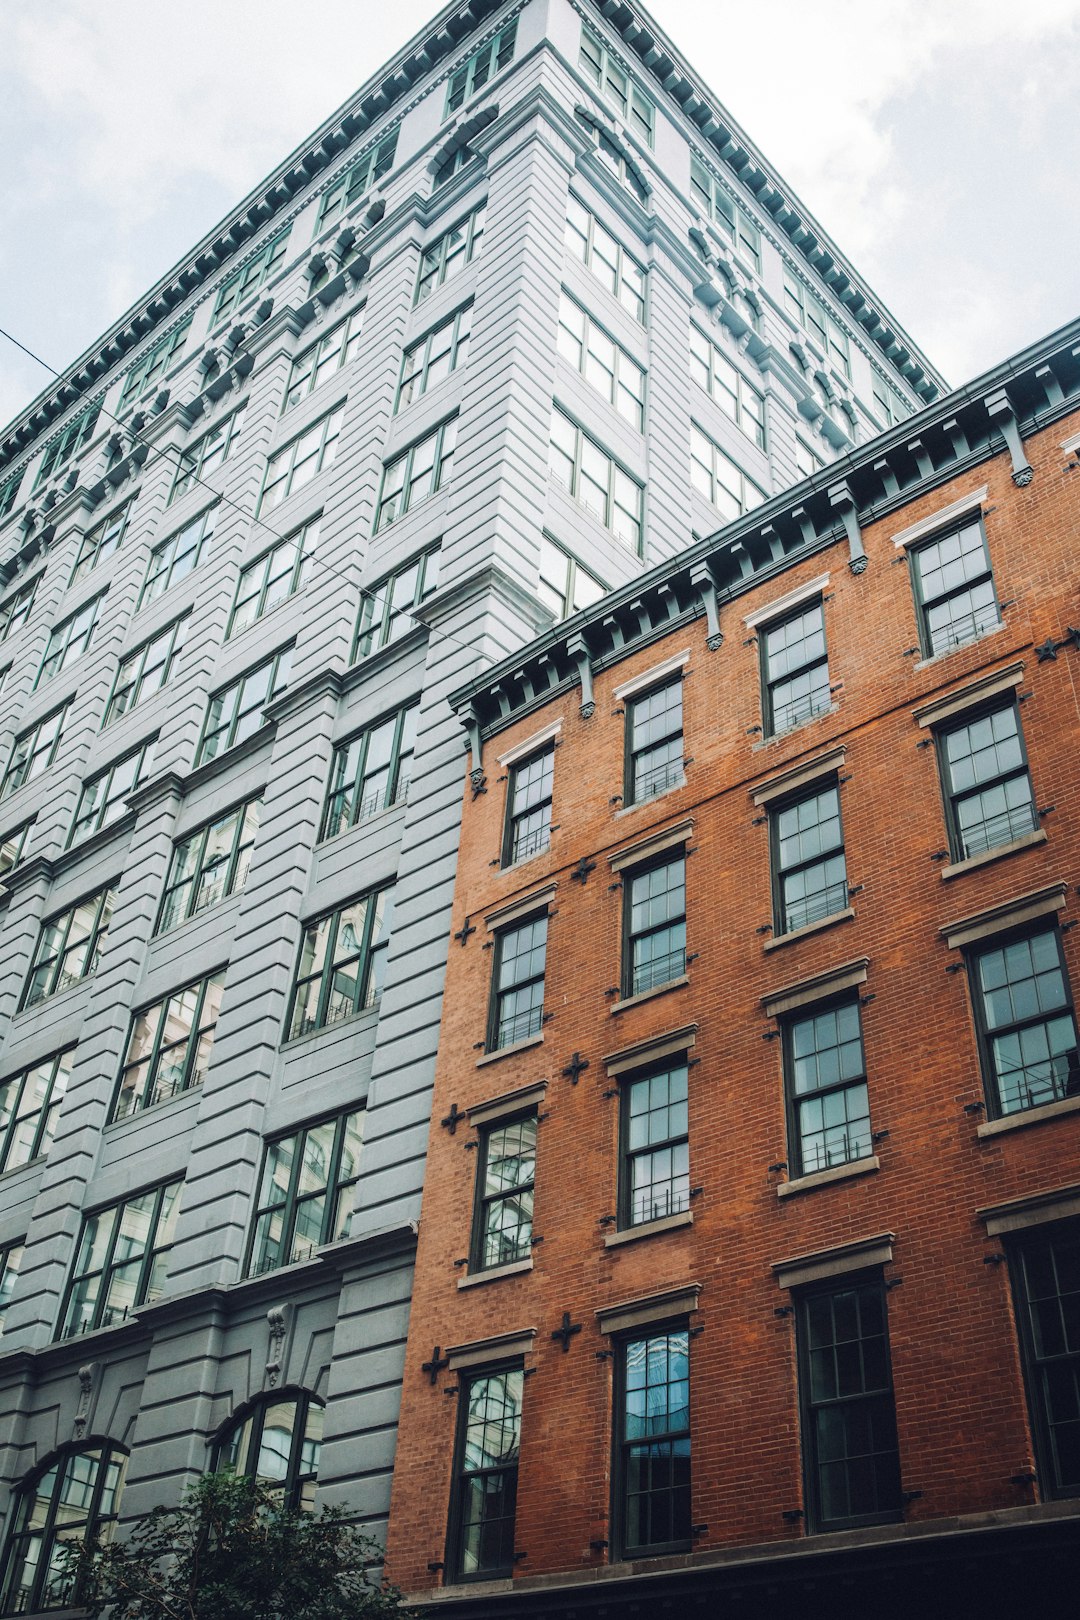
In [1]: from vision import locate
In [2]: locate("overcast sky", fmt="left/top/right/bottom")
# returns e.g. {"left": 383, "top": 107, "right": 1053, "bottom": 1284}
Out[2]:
{"left": 2, "top": 0, "right": 1078, "bottom": 433}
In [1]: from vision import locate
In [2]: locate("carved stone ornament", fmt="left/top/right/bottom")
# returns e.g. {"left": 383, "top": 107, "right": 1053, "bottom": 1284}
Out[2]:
{"left": 73, "top": 1362, "right": 97, "bottom": 1440}
{"left": 265, "top": 1305, "right": 291, "bottom": 1388}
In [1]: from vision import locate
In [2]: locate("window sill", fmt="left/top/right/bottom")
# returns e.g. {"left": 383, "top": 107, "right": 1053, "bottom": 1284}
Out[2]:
{"left": 941, "top": 828, "right": 1047, "bottom": 879}
{"left": 280, "top": 1002, "right": 381, "bottom": 1052}
{"left": 604, "top": 1210, "right": 693, "bottom": 1247}
{"left": 476, "top": 1032, "right": 544, "bottom": 1067}
{"left": 753, "top": 704, "right": 840, "bottom": 751}
{"left": 500, "top": 842, "right": 552, "bottom": 875}
{"left": 764, "top": 908, "right": 855, "bottom": 951}
{"left": 977, "top": 1094, "right": 1080, "bottom": 1138}
{"left": 615, "top": 778, "right": 686, "bottom": 817}
{"left": 610, "top": 975, "right": 689, "bottom": 1014}
{"left": 777, "top": 1154, "right": 880, "bottom": 1199}
{"left": 457, "top": 1258, "right": 533, "bottom": 1289}
{"left": 913, "top": 619, "right": 1006, "bottom": 671}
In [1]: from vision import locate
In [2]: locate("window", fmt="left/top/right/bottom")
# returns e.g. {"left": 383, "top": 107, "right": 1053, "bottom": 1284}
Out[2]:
{"left": 625, "top": 677, "right": 683, "bottom": 803}
{"left": 228, "top": 517, "right": 320, "bottom": 637}
{"left": 0, "top": 1446, "right": 127, "bottom": 1614}
{"left": 433, "top": 144, "right": 479, "bottom": 190}
{"left": 60, "top": 1180, "right": 181, "bottom": 1338}
{"left": 247, "top": 1110, "right": 363, "bottom": 1275}
{"left": 783, "top": 999, "right": 871, "bottom": 1177}
{"left": 761, "top": 599, "right": 830, "bottom": 736}
{"left": 352, "top": 546, "right": 440, "bottom": 658}
{"left": 375, "top": 417, "right": 457, "bottom": 532}
{"left": 0, "top": 467, "right": 23, "bottom": 523}
{"left": 969, "top": 928, "right": 1080, "bottom": 1118}
{"left": 1, "top": 703, "right": 69, "bottom": 801}
{"left": 446, "top": 20, "right": 517, "bottom": 115}
{"left": 286, "top": 888, "right": 393, "bottom": 1039}
{"left": 557, "top": 293, "right": 645, "bottom": 429}
{"left": 212, "top": 228, "right": 290, "bottom": 325}
{"left": 937, "top": 701, "right": 1037, "bottom": 860}
{"left": 316, "top": 130, "right": 398, "bottom": 231}
{"left": 690, "top": 423, "right": 764, "bottom": 521}
{"left": 397, "top": 305, "right": 472, "bottom": 412}
{"left": 1008, "top": 1220, "right": 1080, "bottom": 1499}
{"left": 796, "top": 436, "right": 825, "bottom": 478}
{"left": 139, "top": 506, "right": 217, "bottom": 605}
{"left": 796, "top": 1276, "right": 902, "bottom": 1530}
{"left": 538, "top": 537, "right": 605, "bottom": 620}
{"left": 195, "top": 645, "right": 292, "bottom": 765}
{"left": 118, "top": 318, "right": 192, "bottom": 410}
{"left": 0, "top": 818, "right": 34, "bottom": 879}
{"left": 489, "top": 915, "right": 547, "bottom": 1050}
{"left": 321, "top": 704, "right": 416, "bottom": 839}
{"left": 689, "top": 326, "right": 764, "bottom": 447}
{"left": 283, "top": 314, "right": 363, "bottom": 413}
{"left": 580, "top": 23, "right": 654, "bottom": 145}
{"left": 615, "top": 1330, "right": 691, "bottom": 1556}
{"left": 0, "top": 577, "right": 38, "bottom": 644}
{"left": 104, "top": 615, "right": 188, "bottom": 727}
{"left": 68, "top": 737, "right": 157, "bottom": 848}
{"left": 157, "top": 796, "right": 261, "bottom": 934}
{"left": 169, "top": 405, "right": 246, "bottom": 503}
{"left": 586, "top": 125, "right": 648, "bottom": 206}
{"left": 70, "top": 499, "right": 134, "bottom": 586}
{"left": 564, "top": 196, "right": 646, "bottom": 324}
{"left": 503, "top": 747, "right": 554, "bottom": 866}
{"left": 449, "top": 1367, "right": 523, "bottom": 1580}
{"left": 22, "top": 885, "right": 115, "bottom": 1010}
{"left": 689, "top": 157, "right": 760, "bottom": 272}
{"left": 470, "top": 1115, "right": 536, "bottom": 1272}
{"left": 771, "top": 782, "right": 847, "bottom": 934}
{"left": 416, "top": 205, "right": 486, "bottom": 304}
{"left": 36, "top": 593, "right": 104, "bottom": 687}
{"left": 548, "top": 409, "right": 642, "bottom": 551}
{"left": 259, "top": 405, "right": 343, "bottom": 516}
{"left": 114, "top": 970, "right": 225, "bottom": 1121}
{"left": 873, "top": 374, "right": 907, "bottom": 428}
{"left": 213, "top": 1392, "right": 325, "bottom": 1513}
{"left": 34, "top": 405, "right": 99, "bottom": 489}
{"left": 624, "top": 856, "right": 686, "bottom": 997}
{"left": 620, "top": 1062, "right": 689, "bottom": 1226}
{"left": 0, "top": 1242, "right": 23, "bottom": 1335}
{"left": 910, "top": 519, "right": 999, "bottom": 657}
{"left": 0, "top": 1049, "right": 74, "bottom": 1174}
{"left": 783, "top": 270, "right": 850, "bottom": 378}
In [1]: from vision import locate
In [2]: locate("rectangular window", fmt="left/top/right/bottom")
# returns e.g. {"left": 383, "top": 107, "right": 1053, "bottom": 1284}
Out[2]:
{"left": 35, "top": 406, "right": 99, "bottom": 490}
{"left": 118, "top": 318, "right": 192, "bottom": 410}
{"left": 69, "top": 736, "right": 157, "bottom": 848}
{"left": 489, "top": 915, "right": 547, "bottom": 1050}
{"left": 503, "top": 747, "right": 554, "bottom": 866}
{"left": 195, "top": 645, "right": 292, "bottom": 765}
{"left": 446, "top": 21, "right": 517, "bottom": 116}
{"left": 374, "top": 417, "right": 456, "bottom": 532}
{"left": 228, "top": 517, "right": 320, "bottom": 638}
{"left": 937, "top": 701, "right": 1037, "bottom": 860}
{"left": 580, "top": 24, "right": 654, "bottom": 145}
{"left": 416, "top": 205, "right": 486, "bottom": 305}
{"left": 557, "top": 292, "right": 645, "bottom": 429}
{"left": 0, "top": 577, "right": 38, "bottom": 644}
{"left": 432, "top": 144, "right": 480, "bottom": 193}
{"left": 1008, "top": 1220, "right": 1080, "bottom": 1499}
{"left": 761, "top": 599, "right": 830, "bottom": 736}
{"left": 36, "top": 593, "right": 105, "bottom": 688}
{"left": 624, "top": 856, "right": 686, "bottom": 996}
{"left": 538, "top": 537, "right": 605, "bottom": 620}
{"left": 564, "top": 196, "right": 646, "bottom": 324}
{"left": 212, "top": 228, "right": 290, "bottom": 325}
{"left": 139, "top": 506, "right": 218, "bottom": 606}
{"left": 22, "top": 884, "right": 115, "bottom": 1009}
{"left": 157, "top": 796, "right": 261, "bottom": 935}
{"left": 0, "top": 468, "right": 23, "bottom": 522}
{"left": 616, "top": 1330, "right": 691, "bottom": 1556}
{"left": 60, "top": 1179, "right": 182, "bottom": 1338}
{"left": 248, "top": 1109, "right": 364, "bottom": 1276}
{"left": 796, "top": 1276, "right": 902, "bottom": 1530}
{"left": 619, "top": 1062, "right": 689, "bottom": 1226}
{"left": 104, "top": 615, "right": 188, "bottom": 728}
{"left": 471, "top": 1114, "right": 536, "bottom": 1271}
{"left": 316, "top": 130, "right": 398, "bottom": 232}
{"left": 689, "top": 326, "right": 765, "bottom": 447}
{"left": 0, "top": 1242, "right": 23, "bottom": 1336}
{"left": 321, "top": 704, "right": 417, "bottom": 840}
{"left": 910, "top": 519, "right": 1000, "bottom": 657}
{"left": 969, "top": 928, "right": 1080, "bottom": 1117}
{"left": 873, "top": 374, "right": 907, "bottom": 428}
{"left": 796, "top": 436, "right": 825, "bottom": 478}
{"left": 783, "top": 998, "right": 871, "bottom": 1176}
{"left": 689, "top": 157, "right": 760, "bottom": 271}
{"left": 283, "top": 312, "right": 363, "bottom": 413}
{"left": 0, "top": 818, "right": 35, "bottom": 879}
{"left": 114, "top": 969, "right": 226, "bottom": 1121}
{"left": 771, "top": 782, "right": 848, "bottom": 934}
{"left": 1, "top": 703, "right": 70, "bottom": 801}
{"left": 626, "top": 677, "right": 683, "bottom": 804}
{"left": 548, "top": 408, "right": 642, "bottom": 551}
{"left": 259, "top": 405, "right": 343, "bottom": 516}
{"left": 690, "top": 423, "right": 764, "bottom": 521}
{"left": 783, "top": 270, "right": 850, "bottom": 377}
{"left": 397, "top": 305, "right": 472, "bottom": 413}
{"left": 353, "top": 546, "right": 440, "bottom": 659}
{"left": 286, "top": 887, "right": 393, "bottom": 1040}
{"left": 70, "top": 499, "right": 134, "bottom": 587}
{"left": 0, "top": 1049, "right": 74, "bottom": 1173}
{"left": 169, "top": 405, "right": 246, "bottom": 503}
{"left": 449, "top": 1366, "right": 523, "bottom": 1580}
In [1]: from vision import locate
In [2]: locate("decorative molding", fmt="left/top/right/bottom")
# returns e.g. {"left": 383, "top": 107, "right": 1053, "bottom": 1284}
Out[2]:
{"left": 72, "top": 1362, "right": 97, "bottom": 1441}
{"left": 751, "top": 747, "right": 846, "bottom": 806}
{"left": 467, "top": 1081, "right": 548, "bottom": 1129}
{"left": 890, "top": 485, "right": 989, "bottom": 549}
{"left": 979, "top": 1183, "right": 1080, "bottom": 1236}
{"left": 596, "top": 1283, "right": 701, "bottom": 1337}
{"left": 743, "top": 573, "right": 829, "bottom": 629}
{"left": 604, "top": 1023, "right": 698, "bottom": 1077}
{"left": 484, "top": 884, "right": 557, "bottom": 933}
{"left": 941, "top": 882, "right": 1068, "bottom": 951}
{"left": 913, "top": 661, "right": 1024, "bottom": 727}
{"left": 265, "top": 1303, "right": 292, "bottom": 1388}
{"left": 612, "top": 648, "right": 690, "bottom": 702}
{"left": 762, "top": 957, "right": 870, "bottom": 1019}
{"left": 496, "top": 719, "right": 562, "bottom": 769}
{"left": 609, "top": 818, "right": 694, "bottom": 873}
{"left": 445, "top": 1328, "right": 536, "bottom": 1370}
{"left": 773, "top": 1232, "right": 895, "bottom": 1290}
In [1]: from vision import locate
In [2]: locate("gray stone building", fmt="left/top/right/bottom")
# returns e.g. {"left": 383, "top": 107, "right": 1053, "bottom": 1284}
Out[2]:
{"left": 0, "top": 0, "right": 941, "bottom": 1608}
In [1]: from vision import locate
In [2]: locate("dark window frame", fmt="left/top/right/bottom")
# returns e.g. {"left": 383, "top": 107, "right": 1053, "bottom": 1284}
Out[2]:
{"left": 781, "top": 994, "right": 873, "bottom": 1178}
{"left": 623, "top": 676, "right": 684, "bottom": 806}
{"left": 112, "top": 968, "right": 226, "bottom": 1122}
{"left": 396, "top": 303, "right": 472, "bottom": 414}
{"left": 352, "top": 545, "right": 440, "bottom": 659}
{"left": 211, "top": 1388, "right": 325, "bottom": 1513}
{"left": 118, "top": 317, "right": 193, "bottom": 410}
{"left": 70, "top": 497, "right": 135, "bottom": 587}
{"left": 1, "top": 701, "right": 69, "bottom": 800}
{"left": 966, "top": 924, "right": 1080, "bottom": 1120}
{"left": 621, "top": 853, "right": 687, "bottom": 998}
{"left": 415, "top": 204, "right": 486, "bottom": 305}
{"left": 227, "top": 515, "right": 321, "bottom": 639}
{"left": 769, "top": 777, "right": 849, "bottom": 936}
{"left": 469, "top": 1110, "right": 537, "bottom": 1273}
{"left": 321, "top": 703, "right": 417, "bottom": 841}
{"left": 760, "top": 598, "right": 830, "bottom": 738}
{"left": 446, "top": 1361, "right": 524, "bottom": 1582}
{"left": 617, "top": 1059, "right": 690, "bottom": 1229}
{"left": 212, "top": 229, "right": 290, "bottom": 326}
{"left": 0, "top": 1048, "right": 74, "bottom": 1175}
{"left": 612, "top": 1323, "right": 692, "bottom": 1560}
{"left": 36, "top": 591, "right": 106, "bottom": 688}
{"left": 68, "top": 735, "right": 157, "bottom": 848}
{"left": 445, "top": 20, "right": 517, "bottom": 117}
{"left": 0, "top": 575, "right": 39, "bottom": 645}
{"left": 168, "top": 403, "right": 247, "bottom": 504}
{"left": 1007, "top": 1218, "right": 1080, "bottom": 1500}
{"left": 138, "top": 505, "right": 218, "bottom": 607}
{"left": 315, "top": 128, "right": 398, "bottom": 231}
{"left": 156, "top": 796, "right": 261, "bottom": 936}
{"left": 59, "top": 1178, "right": 182, "bottom": 1339}
{"left": 0, "top": 1443, "right": 128, "bottom": 1615}
{"left": 194, "top": 644, "right": 292, "bottom": 766}
{"left": 502, "top": 745, "right": 555, "bottom": 866}
{"left": 103, "top": 615, "right": 189, "bottom": 727}
{"left": 934, "top": 697, "right": 1037, "bottom": 862}
{"left": 245, "top": 1108, "right": 364, "bottom": 1277}
{"left": 285, "top": 889, "right": 393, "bottom": 1041}
{"left": 21, "top": 884, "right": 115, "bottom": 1010}
{"left": 487, "top": 913, "right": 548, "bottom": 1051}
{"left": 909, "top": 517, "right": 1000, "bottom": 658}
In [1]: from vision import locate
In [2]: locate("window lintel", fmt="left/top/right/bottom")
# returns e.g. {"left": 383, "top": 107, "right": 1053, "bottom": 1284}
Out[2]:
{"left": 603, "top": 1022, "right": 698, "bottom": 1077}
{"left": 612, "top": 649, "right": 689, "bottom": 703}
{"left": 496, "top": 719, "right": 562, "bottom": 769}
{"left": 596, "top": 1283, "right": 701, "bottom": 1337}
{"left": 743, "top": 573, "right": 829, "bottom": 630}
{"left": 889, "top": 484, "right": 988, "bottom": 549}
{"left": 761, "top": 956, "right": 869, "bottom": 1020}
{"left": 609, "top": 818, "right": 694, "bottom": 873}
{"left": 941, "top": 881, "right": 1067, "bottom": 950}
{"left": 979, "top": 1182, "right": 1080, "bottom": 1237}
{"left": 446, "top": 1327, "right": 536, "bottom": 1371}
{"left": 773, "top": 1231, "right": 895, "bottom": 1291}
{"left": 467, "top": 1080, "right": 547, "bottom": 1129}
{"left": 752, "top": 747, "right": 846, "bottom": 806}
{"left": 484, "top": 883, "right": 557, "bottom": 933}
{"left": 913, "top": 661, "right": 1024, "bottom": 729}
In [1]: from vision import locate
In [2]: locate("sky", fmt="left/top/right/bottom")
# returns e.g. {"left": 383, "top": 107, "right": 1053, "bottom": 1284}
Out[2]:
{"left": 1, "top": 0, "right": 1079, "bottom": 434}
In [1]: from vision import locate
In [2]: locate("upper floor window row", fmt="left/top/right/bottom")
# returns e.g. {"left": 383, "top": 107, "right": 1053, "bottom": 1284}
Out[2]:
{"left": 416, "top": 204, "right": 486, "bottom": 305}
{"left": 557, "top": 292, "right": 645, "bottom": 430}
{"left": 548, "top": 407, "right": 643, "bottom": 552}
{"left": 259, "top": 404, "right": 343, "bottom": 516}
{"left": 690, "top": 157, "right": 761, "bottom": 274}
{"left": 446, "top": 20, "right": 517, "bottom": 117}
{"left": 36, "top": 592, "right": 105, "bottom": 688}
{"left": 196, "top": 644, "right": 292, "bottom": 767}
{"left": 316, "top": 128, "right": 398, "bottom": 232}
{"left": 70, "top": 497, "right": 134, "bottom": 587}
{"left": 35, "top": 405, "right": 99, "bottom": 491}
{"left": 0, "top": 467, "right": 23, "bottom": 523}
{"left": 375, "top": 416, "right": 457, "bottom": 533}
{"left": 690, "top": 325, "right": 765, "bottom": 448}
{"left": 0, "top": 576, "right": 37, "bottom": 644}
{"left": 228, "top": 515, "right": 320, "bottom": 638}
{"left": 783, "top": 270, "right": 851, "bottom": 378}
{"left": 397, "top": 304, "right": 472, "bottom": 413}
{"left": 118, "top": 317, "right": 192, "bottom": 411}
{"left": 690, "top": 422, "right": 765, "bottom": 522}
{"left": 353, "top": 544, "right": 440, "bottom": 659}
{"left": 565, "top": 196, "right": 646, "bottom": 325}
{"left": 212, "top": 228, "right": 290, "bottom": 326}
{"left": 169, "top": 404, "right": 246, "bottom": 503}
{"left": 283, "top": 312, "right": 363, "bottom": 413}
{"left": 140, "top": 504, "right": 217, "bottom": 606}
{"left": 247, "top": 1109, "right": 363, "bottom": 1277}
{"left": 580, "top": 24, "right": 655, "bottom": 146}
{"left": 22, "top": 884, "right": 115, "bottom": 1010}
{"left": 1, "top": 702, "right": 69, "bottom": 801}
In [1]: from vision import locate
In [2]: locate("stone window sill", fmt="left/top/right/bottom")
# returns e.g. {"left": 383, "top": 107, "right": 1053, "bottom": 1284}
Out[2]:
{"left": 764, "top": 908, "right": 855, "bottom": 951}
{"left": 615, "top": 777, "right": 686, "bottom": 817}
{"left": 941, "top": 828, "right": 1047, "bottom": 880}
{"left": 777, "top": 1154, "right": 880, "bottom": 1199}
{"left": 611, "top": 976, "right": 689, "bottom": 1014}
{"left": 604, "top": 1210, "right": 693, "bottom": 1247}
{"left": 914, "top": 619, "right": 1006, "bottom": 671}
{"left": 977, "top": 1094, "right": 1080, "bottom": 1138}
{"left": 476, "top": 1032, "right": 544, "bottom": 1067}
{"left": 457, "top": 1258, "right": 533, "bottom": 1289}
{"left": 753, "top": 703, "right": 840, "bottom": 751}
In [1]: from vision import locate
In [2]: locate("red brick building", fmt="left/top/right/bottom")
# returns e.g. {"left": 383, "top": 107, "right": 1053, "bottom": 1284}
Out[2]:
{"left": 385, "top": 319, "right": 1080, "bottom": 1614}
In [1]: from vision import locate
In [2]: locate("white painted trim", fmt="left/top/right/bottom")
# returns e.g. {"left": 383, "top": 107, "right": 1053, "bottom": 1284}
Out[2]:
{"left": 890, "top": 485, "right": 988, "bottom": 549}
{"left": 743, "top": 573, "right": 829, "bottom": 629}
{"left": 496, "top": 718, "right": 562, "bottom": 769}
{"left": 941, "top": 881, "right": 1067, "bottom": 950}
{"left": 612, "top": 648, "right": 689, "bottom": 702}
{"left": 1060, "top": 431, "right": 1080, "bottom": 456}
{"left": 913, "top": 661, "right": 1024, "bottom": 727}
{"left": 752, "top": 746, "right": 847, "bottom": 805}
{"left": 484, "top": 883, "right": 557, "bottom": 931}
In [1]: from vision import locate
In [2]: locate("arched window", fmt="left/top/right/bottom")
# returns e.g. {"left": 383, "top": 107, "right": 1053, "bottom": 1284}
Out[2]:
{"left": 212, "top": 1390, "right": 324, "bottom": 1512}
{"left": 0, "top": 1443, "right": 127, "bottom": 1615}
